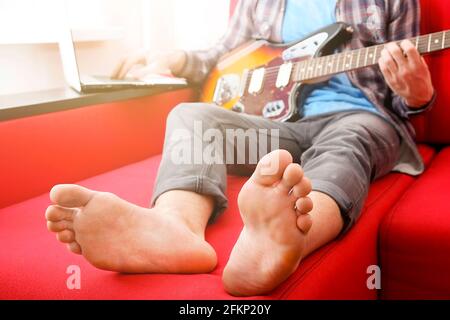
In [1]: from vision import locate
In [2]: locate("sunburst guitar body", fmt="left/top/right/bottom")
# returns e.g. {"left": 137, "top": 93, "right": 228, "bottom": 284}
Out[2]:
{"left": 200, "top": 23, "right": 352, "bottom": 122}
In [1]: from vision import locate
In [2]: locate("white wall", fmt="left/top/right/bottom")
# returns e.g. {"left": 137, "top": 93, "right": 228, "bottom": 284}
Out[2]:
{"left": 0, "top": 0, "right": 229, "bottom": 96}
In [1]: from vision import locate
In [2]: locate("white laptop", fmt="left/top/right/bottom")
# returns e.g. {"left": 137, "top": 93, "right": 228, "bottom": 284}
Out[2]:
{"left": 58, "top": 27, "right": 187, "bottom": 93}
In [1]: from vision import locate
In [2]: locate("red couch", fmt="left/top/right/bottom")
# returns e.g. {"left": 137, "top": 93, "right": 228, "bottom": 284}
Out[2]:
{"left": 0, "top": 0, "right": 449, "bottom": 300}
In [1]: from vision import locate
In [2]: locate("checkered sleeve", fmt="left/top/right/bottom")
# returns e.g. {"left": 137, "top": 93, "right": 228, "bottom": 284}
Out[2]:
{"left": 173, "top": 0, "right": 255, "bottom": 84}
{"left": 388, "top": 0, "right": 435, "bottom": 116}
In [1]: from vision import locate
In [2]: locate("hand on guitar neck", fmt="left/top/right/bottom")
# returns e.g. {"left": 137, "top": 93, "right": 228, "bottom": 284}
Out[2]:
{"left": 111, "top": 50, "right": 187, "bottom": 80}
{"left": 379, "top": 40, "right": 435, "bottom": 109}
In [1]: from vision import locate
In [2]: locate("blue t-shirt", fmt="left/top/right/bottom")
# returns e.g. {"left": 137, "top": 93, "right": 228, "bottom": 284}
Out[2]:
{"left": 282, "top": 0, "right": 379, "bottom": 117}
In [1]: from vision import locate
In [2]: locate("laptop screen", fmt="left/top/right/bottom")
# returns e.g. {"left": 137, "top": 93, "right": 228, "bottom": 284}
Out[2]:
{"left": 58, "top": 23, "right": 82, "bottom": 92}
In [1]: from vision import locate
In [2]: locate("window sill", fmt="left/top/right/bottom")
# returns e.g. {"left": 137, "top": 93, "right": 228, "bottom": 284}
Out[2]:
{"left": 0, "top": 85, "right": 190, "bottom": 122}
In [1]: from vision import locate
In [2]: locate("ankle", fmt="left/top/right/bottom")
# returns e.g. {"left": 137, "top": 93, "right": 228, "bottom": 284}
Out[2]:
{"left": 154, "top": 190, "right": 215, "bottom": 238}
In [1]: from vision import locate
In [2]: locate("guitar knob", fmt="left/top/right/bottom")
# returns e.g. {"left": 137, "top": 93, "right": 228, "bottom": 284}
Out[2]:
{"left": 232, "top": 104, "right": 244, "bottom": 113}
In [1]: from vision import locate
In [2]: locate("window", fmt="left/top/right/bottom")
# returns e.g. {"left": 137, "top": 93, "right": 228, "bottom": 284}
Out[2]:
{"left": 0, "top": 0, "right": 230, "bottom": 95}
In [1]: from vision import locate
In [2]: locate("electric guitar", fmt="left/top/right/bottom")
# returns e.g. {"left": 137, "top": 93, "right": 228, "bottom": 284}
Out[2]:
{"left": 201, "top": 23, "right": 450, "bottom": 122}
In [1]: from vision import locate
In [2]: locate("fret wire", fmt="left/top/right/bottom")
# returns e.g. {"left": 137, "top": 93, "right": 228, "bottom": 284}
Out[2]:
{"left": 352, "top": 50, "right": 358, "bottom": 68}
{"left": 313, "top": 58, "right": 319, "bottom": 78}
{"left": 311, "top": 58, "right": 318, "bottom": 78}
{"left": 326, "top": 55, "right": 332, "bottom": 76}
{"left": 330, "top": 55, "right": 335, "bottom": 74}
{"left": 295, "top": 61, "right": 303, "bottom": 81}
{"left": 301, "top": 61, "right": 307, "bottom": 81}
{"left": 364, "top": 47, "right": 369, "bottom": 67}
{"left": 343, "top": 52, "right": 348, "bottom": 71}
{"left": 299, "top": 61, "right": 305, "bottom": 81}
{"left": 301, "top": 59, "right": 307, "bottom": 80}
{"left": 305, "top": 59, "right": 312, "bottom": 80}
{"left": 367, "top": 47, "right": 373, "bottom": 66}
{"left": 358, "top": 49, "right": 364, "bottom": 68}
{"left": 328, "top": 55, "right": 334, "bottom": 75}
{"left": 322, "top": 56, "right": 328, "bottom": 77}
{"left": 335, "top": 53, "right": 342, "bottom": 74}
{"left": 317, "top": 56, "right": 325, "bottom": 78}
{"left": 317, "top": 56, "right": 324, "bottom": 78}
{"left": 313, "top": 58, "right": 320, "bottom": 79}
{"left": 340, "top": 52, "right": 346, "bottom": 72}
{"left": 320, "top": 56, "right": 327, "bottom": 78}
{"left": 427, "top": 34, "right": 432, "bottom": 52}
{"left": 293, "top": 63, "right": 299, "bottom": 82}
{"left": 373, "top": 46, "right": 378, "bottom": 64}
{"left": 341, "top": 52, "right": 346, "bottom": 72}
{"left": 294, "top": 61, "right": 300, "bottom": 81}
{"left": 356, "top": 48, "right": 362, "bottom": 68}
{"left": 347, "top": 52, "right": 353, "bottom": 70}
{"left": 325, "top": 55, "right": 331, "bottom": 75}
{"left": 299, "top": 61, "right": 306, "bottom": 81}
{"left": 337, "top": 53, "right": 343, "bottom": 73}
{"left": 344, "top": 52, "right": 349, "bottom": 70}
{"left": 321, "top": 56, "right": 328, "bottom": 77}
{"left": 444, "top": 31, "right": 447, "bottom": 49}
{"left": 312, "top": 57, "right": 320, "bottom": 78}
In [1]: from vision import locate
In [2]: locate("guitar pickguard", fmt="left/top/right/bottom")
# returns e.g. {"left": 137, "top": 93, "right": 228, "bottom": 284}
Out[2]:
{"left": 282, "top": 32, "right": 329, "bottom": 61}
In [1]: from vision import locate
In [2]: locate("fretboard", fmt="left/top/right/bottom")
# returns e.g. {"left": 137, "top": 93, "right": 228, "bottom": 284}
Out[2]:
{"left": 292, "top": 30, "right": 450, "bottom": 82}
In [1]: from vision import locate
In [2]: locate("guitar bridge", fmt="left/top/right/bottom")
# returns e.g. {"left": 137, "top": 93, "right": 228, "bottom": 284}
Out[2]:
{"left": 212, "top": 74, "right": 241, "bottom": 106}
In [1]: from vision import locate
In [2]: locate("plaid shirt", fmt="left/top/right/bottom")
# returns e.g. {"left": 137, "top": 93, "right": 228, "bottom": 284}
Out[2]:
{"left": 176, "top": 0, "right": 433, "bottom": 176}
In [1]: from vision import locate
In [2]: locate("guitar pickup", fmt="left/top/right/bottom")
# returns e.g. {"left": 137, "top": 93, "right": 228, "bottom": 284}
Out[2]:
{"left": 276, "top": 62, "right": 293, "bottom": 89}
{"left": 248, "top": 68, "right": 266, "bottom": 95}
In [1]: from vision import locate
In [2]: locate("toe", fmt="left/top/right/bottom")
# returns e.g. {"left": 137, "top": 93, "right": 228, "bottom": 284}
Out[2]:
{"left": 251, "top": 150, "right": 293, "bottom": 186}
{"left": 45, "top": 205, "right": 77, "bottom": 222}
{"left": 280, "top": 163, "right": 304, "bottom": 191}
{"left": 67, "top": 242, "right": 82, "bottom": 255}
{"left": 47, "top": 220, "right": 74, "bottom": 232}
{"left": 292, "top": 177, "right": 312, "bottom": 198}
{"left": 295, "top": 197, "right": 313, "bottom": 215}
{"left": 57, "top": 230, "right": 76, "bottom": 244}
{"left": 297, "top": 214, "right": 313, "bottom": 234}
{"left": 50, "top": 184, "right": 94, "bottom": 208}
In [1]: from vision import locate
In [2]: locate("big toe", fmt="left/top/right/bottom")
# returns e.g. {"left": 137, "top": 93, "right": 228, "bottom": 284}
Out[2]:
{"left": 252, "top": 150, "right": 294, "bottom": 186}
{"left": 50, "top": 184, "right": 95, "bottom": 208}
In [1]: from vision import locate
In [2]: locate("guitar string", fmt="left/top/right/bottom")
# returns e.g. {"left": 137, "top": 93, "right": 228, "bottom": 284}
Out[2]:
{"left": 242, "top": 31, "right": 449, "bottom": 82}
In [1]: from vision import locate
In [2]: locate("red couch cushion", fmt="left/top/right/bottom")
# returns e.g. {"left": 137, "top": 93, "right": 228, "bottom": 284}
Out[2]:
{"left": 412, "top": 0, "right": 450, "bottom": 143}
{"left": 0, "top": 145, "right": 434, "bottom": 300}
{"left": 380, "top": 147, "right": 450, "bottom": 300}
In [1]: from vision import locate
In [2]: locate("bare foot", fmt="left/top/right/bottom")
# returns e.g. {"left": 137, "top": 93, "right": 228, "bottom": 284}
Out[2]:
{"left": 45, "top": 185, "right": 217, "bottom": 274}
{"left": 223, "top": 150, "right": 314, "bottom": 296}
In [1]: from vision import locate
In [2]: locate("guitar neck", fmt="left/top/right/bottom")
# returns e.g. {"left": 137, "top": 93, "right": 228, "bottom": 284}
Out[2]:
{"left": 292, "top": 30, "right": 450, "bottom": 82}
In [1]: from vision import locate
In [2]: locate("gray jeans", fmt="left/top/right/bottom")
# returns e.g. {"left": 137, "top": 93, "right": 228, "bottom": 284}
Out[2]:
{"left": 152, "top": 103, "right": 400, "bottom": 232}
